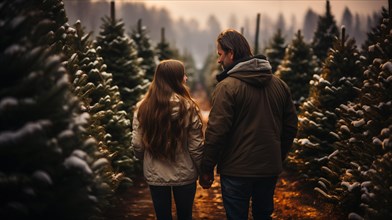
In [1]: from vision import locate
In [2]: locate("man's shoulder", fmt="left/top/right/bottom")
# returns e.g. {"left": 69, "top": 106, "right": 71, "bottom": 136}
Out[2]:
{"left": 219, "top": 75, "right": 242, "bottom": 85}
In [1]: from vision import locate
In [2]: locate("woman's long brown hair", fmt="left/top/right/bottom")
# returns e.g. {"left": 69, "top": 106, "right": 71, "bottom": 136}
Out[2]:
{"left": 137, "top": 60, "right": 199, "bottom": 161}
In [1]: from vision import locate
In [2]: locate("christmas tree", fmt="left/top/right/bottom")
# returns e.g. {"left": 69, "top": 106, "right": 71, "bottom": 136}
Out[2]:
{"left": 62, "top": 20, "right": 136, "bottom": 188}
{"left": 323, "top": 58, "right": 391, "bottom": 219}
{"left": 289, "top": 6, "right": 391, "bottom": 218}
{"left": 311, "top": 0, "right": 339, "bottom": 64}
{"left": 316, "top": 10, "right": 391, "bottom": 218}
{"left": 155, "top": 27, "right": 179, "bottom": 61}
{"left": 130, "top": 19, "right": 157, "bottom": 82}
{"left": 95, "top": 1, "right": 148, "bottom": 120}
{"left": 287, "top": 27, "right": 364, "bottom": 188}
{"left": 0, "top": 0, "right": 107, "bottom": 219}
{"left": 180, "top": 49, "right": 199, "bottom": 90}
{"left": 275, "top": 30, "right": 318, "bottom": 108}
{"left": 264, "top": 28, "right": 287, "bottom": 74}
{"left": 200, "top": 52, "right": 221, "bottom": 97}
{"left": 361, "top": 8, "right": 391, "bottom": 66}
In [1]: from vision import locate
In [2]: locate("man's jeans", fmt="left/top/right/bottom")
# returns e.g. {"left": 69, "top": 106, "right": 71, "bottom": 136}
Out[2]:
{"left": 149, "top": 182, "right": 196, "bottom": 220}
{"left": 220, "top": 175, "right": 278, "bottom": 220}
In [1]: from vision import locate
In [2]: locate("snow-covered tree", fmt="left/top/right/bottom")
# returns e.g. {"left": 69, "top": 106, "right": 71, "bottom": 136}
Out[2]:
{"left": 288, "top": 8, "right": 391, "bottom": 218}
{"left": 322, "top": 59, "right": 392, "bottom": 220}
{"left": 0, "top": 1, "right": 106, "bottom": 219}
{"left": 287, "top": 27, "right": 364, "bottom": 187}
{"left": 130, "top": 19, "right": 157, "bottom": 82}
{"left": 264, "top": 28, "right": 286, "bottom": 73}
{"left": 62, "top": 20, "right": 136, "bottom": 187}
{"left": 312, "top": 0, "right": 339, "bottom": 64}
{"left": 95, "top": 2, "right": 148, "bottom": 120}
{"left": 275, "top": 30, "right": 318, "bottom": 107}
{"left": 315, "top": 11, "right": 391, "bottom": 218}
{"left": 361, "top": 8, "right": 391, "bottom": 66}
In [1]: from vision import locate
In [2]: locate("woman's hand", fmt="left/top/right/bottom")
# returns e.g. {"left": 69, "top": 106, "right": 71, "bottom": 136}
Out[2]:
{"left": 198, "top": 172, "right": 214, "bottom": 189}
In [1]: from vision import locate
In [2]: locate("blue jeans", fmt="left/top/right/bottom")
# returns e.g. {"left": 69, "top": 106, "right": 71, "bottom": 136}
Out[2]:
{"left": 220, "top": 175, "right": 278, "bottom": 220}
{"left": 149, "top": 182, "right": 196, "bottom": 220}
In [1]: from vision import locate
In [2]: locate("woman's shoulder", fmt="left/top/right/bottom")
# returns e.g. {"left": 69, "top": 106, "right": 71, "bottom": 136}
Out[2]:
{"left": 170, "top": 94, "right": 199, "bottom": 112}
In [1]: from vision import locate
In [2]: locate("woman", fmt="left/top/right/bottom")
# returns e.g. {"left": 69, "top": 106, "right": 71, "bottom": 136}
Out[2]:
{"left": 132, "top": 59, "right": 204, "bottom": 220}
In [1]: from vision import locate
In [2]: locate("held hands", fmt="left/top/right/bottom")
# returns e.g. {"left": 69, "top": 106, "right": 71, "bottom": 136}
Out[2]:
{"left": 199, "top": 173, "right": 214, "bottom": 189}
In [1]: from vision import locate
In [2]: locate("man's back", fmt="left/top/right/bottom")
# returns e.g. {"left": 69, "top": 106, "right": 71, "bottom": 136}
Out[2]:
{"left": 206, "top": 59, "right": 297, "bottom": 177}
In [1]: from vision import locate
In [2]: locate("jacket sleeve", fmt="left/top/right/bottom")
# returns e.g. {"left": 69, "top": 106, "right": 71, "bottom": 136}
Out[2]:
{"left": 281, "top": 87, "right": 298, "bottom": 161}
{"left": 187, "top": 105, "right": 204, "bottom": 173}
{"left": 201, "top": 81, "right": 235, "bottom": 174}
{"left": 132, "top": 110, "right": 144, "bottom": 160}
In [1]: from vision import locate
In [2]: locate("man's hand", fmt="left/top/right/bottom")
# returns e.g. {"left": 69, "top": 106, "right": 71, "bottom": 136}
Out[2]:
{"left": 199, "top": 173, "right": 214, "bottom": 189}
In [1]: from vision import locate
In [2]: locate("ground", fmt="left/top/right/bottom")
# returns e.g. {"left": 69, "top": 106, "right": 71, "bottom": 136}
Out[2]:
{"left": 105, "top": 170, "right": 346, "bottom": 220}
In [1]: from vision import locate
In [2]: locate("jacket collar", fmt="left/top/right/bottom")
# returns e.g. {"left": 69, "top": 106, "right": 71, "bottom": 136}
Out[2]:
{"left": 216, "top": 54, "right": 268, "bottom": 82}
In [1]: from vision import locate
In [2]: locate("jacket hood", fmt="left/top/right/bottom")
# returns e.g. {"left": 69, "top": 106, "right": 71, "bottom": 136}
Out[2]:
{"left": 216, "top": 55, "right": 272, "bottom": 88}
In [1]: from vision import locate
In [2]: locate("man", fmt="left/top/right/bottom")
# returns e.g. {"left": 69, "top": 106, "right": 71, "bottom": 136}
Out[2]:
{"left": 199, "top": 29, "right": 298, "bottom": 220}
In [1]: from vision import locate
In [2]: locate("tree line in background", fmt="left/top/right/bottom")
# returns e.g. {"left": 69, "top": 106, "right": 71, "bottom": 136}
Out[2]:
{"left": 63, "top": 0, "right": 381, "bottom": 70}
{"left": 0, "top": 0, "right": 390, "bottom": 220}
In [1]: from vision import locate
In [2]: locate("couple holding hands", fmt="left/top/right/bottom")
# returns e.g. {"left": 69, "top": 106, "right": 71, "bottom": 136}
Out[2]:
{"left": 132, "top": 29, "right": 298, "bottom": 220}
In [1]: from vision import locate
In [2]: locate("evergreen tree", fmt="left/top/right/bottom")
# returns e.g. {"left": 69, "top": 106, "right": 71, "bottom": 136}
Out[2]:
{"left": 200, "top": 52, "right": 221, "bottom": 97}
{"left": 303, "top": 8, "right": 319, "bottom": 42}
{"left": 0, "top": 1, "right": 106, "bottom": 219}
{"left": 276, "top": 13, "right": 286, "bottom": 36}
{"left": 275, "top": 30, "right": 317, "bottom": 107}
{"left": 322, "top": 59, "right": 392, "bottom": 220}
{"left": 312, "top": 0, "right": 339, "bottom": 64}
{"left": 361, "top": 8, "right": 391, "bottom": 66}
{"left": 353, "top": 13, "right": 365, "bottom": 46}
{"left": 287, "top": 27, "right": 364, "bottom": 188}
{"left": 264, "top": 28, "right": 286, "bottom": 73}
{"left": 130, "top": 19, "right": 157, "bottom": 82}
{"left": 341, "top": 7, "right": 353, "bottom": 35}
{"left": 314, "top": 11, "right": 391, "bottom": 219}
{"left": 95, "top": 2, "right": 148, "bottom": 120}
{"left": 62, "top": 20, "right": 136, "bottom": 187}
{"left": 156, "top": 27, "right": 179, "bottom": 61}
{"left": 180, "top": 49, "right": 198, "bottom": 90}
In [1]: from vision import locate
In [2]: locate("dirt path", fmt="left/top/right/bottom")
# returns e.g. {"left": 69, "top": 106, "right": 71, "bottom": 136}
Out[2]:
{"left": 105, "top": 92, "right": 346, "bottom": 219}
{"left": 105, "top": 170, "right": 345, "bottom": 220}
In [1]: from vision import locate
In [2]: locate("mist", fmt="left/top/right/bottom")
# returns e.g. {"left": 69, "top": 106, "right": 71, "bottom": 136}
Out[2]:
{"left": 64, "top": 0, "right": 382, "bottom": 69}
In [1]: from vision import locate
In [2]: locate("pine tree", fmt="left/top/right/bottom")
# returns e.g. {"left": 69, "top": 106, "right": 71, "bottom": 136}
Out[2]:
{"left": 311, "top": 28, "right": 364, "bottom": 107}
{"left": 130, "top": 19, "right": 157, "bottom": 82}
{"left": 341, "top": 7, "right": 353, "bottom": 35}
{"left": 0, "top": 1, "right": 106, "bottom": 219}
{"left": 287, "top": 27, "right": 364, "bottom": 189}
{"left": 303, "top": 8, "right": 319, "bottom": 42}
{"left": 324, "top": 59, "right": 392, "bottom": 219}
{"left": 200, "top": 52, "right": 221, "bottom": 97}
{"left": 180, "top": 49, "right": 198, "bottom": 90}
{"left": 361, "top": 8, "right": 391, "bottom": 66}
{"left": 275, "top": 30, "right": 317, "bottom": 107}
{"left": 264, "top": 28, "right": 286, "bottom": 73}
{"left": 156, "top": 27, "right": 179, "bottom": 61}
{"left": 95, "top": 2, "right": 148, "bottom": 120}
{"left": 62, "top": 20, "right": 136, "bottom": 187}
{"left": 312, "top": 0, "right": 339, "bottom": 64}
{"left": 315, "top": 11, "right": 391, "bottom": 218}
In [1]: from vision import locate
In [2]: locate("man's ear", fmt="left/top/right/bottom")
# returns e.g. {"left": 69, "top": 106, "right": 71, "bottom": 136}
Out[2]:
{"left": 229, "top": 50, "right": 234, "bottom": 60}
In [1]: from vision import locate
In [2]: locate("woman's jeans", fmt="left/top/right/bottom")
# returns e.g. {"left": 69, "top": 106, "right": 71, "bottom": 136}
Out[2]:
{"left": 220, "top": 175, "right": 278, "bottom": 220}
{"left": 149, "top": 182, "right": 196, "bottom": 220}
